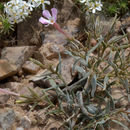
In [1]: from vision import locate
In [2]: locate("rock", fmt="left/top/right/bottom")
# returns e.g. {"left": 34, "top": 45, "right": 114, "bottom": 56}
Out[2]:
{"left": 22, "top": 61, "right": 40, "bottom": 74}
{"left": 115, "top": 20, "right": 122, "bottom": 32}
{"left": 0, "top": 94, "right": 10, "bottom": 104}
{"left": 43, "top": 117, "right": 62, "bottom": 130}
{"left": 0, "top": 109, "right": 15, "bottom": 130}
{"left": 111, "top": 87, "right": 128, "bottom": 107}
{"left": 90, "top": 38, "right": 97, "bottom": 46}
{"left": 58, "top": 0, "right": 80, "bottom": 24}
{"left": 29, "top": 69, "right": 50, "bottom": 87}
{"left": 43, "top": 18, "right": 80, "bottom": 45}
{"left": 19, "top": 82, "right": 34, "bottom": 95}
{"left": 35, "top": 109, "right": 46, "bottom": 125}
{"left": 65, "top": 18, "right": 80, "bottom": 36}
{"left": 16, "top": 127, "right": 24, "bottom": 130}
{"left": 126, "top": 27, "right": 130, "bottom": 34}
{"left": 30, "top": 57, "right": 74, "bottom": 87}
{"left": 60, "top": 57, "right": 75, "bottom": 84}
{"left": 1, "top": 46, "right": 36, "bottom": 69}
{"left": 44, "top": 30, "right": 68, "bottom": 45}
{"left": 20, "top": 116, "right": 31, "bottom": 129}
{"left": 0, "top": 60, "right": 17, "bottom": 80}
{"left": 126, "top": 27, "right": 130, "bottom": 41}
{"left": 39, "top": 42, "right": 67, "bottom": 60}
{"left": 3, "top": 82, "right": 22, "bottom": 93}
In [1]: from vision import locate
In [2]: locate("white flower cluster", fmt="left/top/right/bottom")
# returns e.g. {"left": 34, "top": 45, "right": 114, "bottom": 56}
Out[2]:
{"left": 80, "top": 0, "right": 103, "bottom": 14}
{"left": 28, "top": 0, "right": 50, "bottom": 10}
{"left": 4, "top": 0, "right": 33, "bottom": 24}
{"left": 4, "top": 0, "right": 50, "bottom": 24}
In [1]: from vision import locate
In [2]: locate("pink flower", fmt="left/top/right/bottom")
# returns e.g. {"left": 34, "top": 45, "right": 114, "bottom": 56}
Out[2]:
{"left": 39, "top": 8, "right": 71, "bottom": 40}
{"left": 39, "top": 8, "right": 57, "bottom": 26}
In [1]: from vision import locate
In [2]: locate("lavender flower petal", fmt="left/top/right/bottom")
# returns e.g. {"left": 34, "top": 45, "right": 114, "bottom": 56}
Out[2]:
{"left": 43, "top": 10, "right": 51, "bottom": 19}
{"left": 39, "top": 17, "right": 50, "bottom": 24}
{"left": 51, "top": 8, "right": 57, "bottom": 22}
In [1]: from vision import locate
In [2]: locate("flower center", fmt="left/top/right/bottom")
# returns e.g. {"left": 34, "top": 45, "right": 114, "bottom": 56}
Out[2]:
{"left": 50, "top": 19, "right": 54, "bottom": 24}
{"left": 95, "top": 3, "right": 100, "bottom": 7}
{"left": 0, "top": 22, "right": 2, "bottom": 28}
{"left": 41, "top": 0, "right": 44, "bottom": 3}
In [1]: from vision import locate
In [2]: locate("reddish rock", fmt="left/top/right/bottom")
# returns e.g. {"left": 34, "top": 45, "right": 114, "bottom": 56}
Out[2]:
{"left": 90, "top": 38, "right": 97, "bottom": 46}
{"left": 22, "top": 61, "right": 40, "bottom": 74}
{"left": 39, "top": 42, "right": 67, "bottom": 60}
{"left": 0, "top": 60, "right": 17, "bottom": 80}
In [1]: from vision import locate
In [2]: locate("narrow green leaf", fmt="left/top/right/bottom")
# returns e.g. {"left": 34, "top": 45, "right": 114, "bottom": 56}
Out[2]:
{"left": 91, "top": 74, "right": 97, "bottom": 97}
{"left": 56, "top": 52, "right": 62, "bottom": 75}
{"left": 103, "top": 75, "right": 109, "bottom": 90}
{"left": 87, "top": 36, "right": 103, "bottom": 55}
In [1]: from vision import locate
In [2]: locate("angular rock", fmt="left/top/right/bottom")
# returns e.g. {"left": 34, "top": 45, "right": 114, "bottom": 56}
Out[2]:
{"left": 43, "top": 117, "right": 62, "bottom": 130}
{"left": 111, "top": 87, "right": 128, "bottom": 107}
{"left": 29, "top": 69, "right": 49, "bottom": 87}
{"left": 43, "top": 18, "right": 80, "bottom": 45}
{"left": 115, "top": 20, "right": 121, "bottom": 32}
{"left": 3, "top": 82, "right": 22, "bottom": 93}
{"left": 126, "top": 27, "right": 130, "bottom": 41}
{"left": 30, "top": 57, "right": 74, "bottom": 87}
{"left": 16, "top": 127, "right": 24, "bottom": 130}
{"left": 0, "top": 94, "right": 10, "bottom": 104}
{"left": 22, "top": 61, "right": 40, "bottom": 74}
{"left": 58, "top": 0, "right": 80, "bottom": 24}
{"left": 18, "top": 82, "right": 34, "bottom": 95}
{"left": 35, "top": 109, "right": 46, "bottom": 125}
{"left": 126, "top": 27, "right": 130, "bottom": 34}
{"left": 1, "top": 46, "right": 36, "bottom": 69}
{"left": 44, "top": 31, "right": 68, "bottom": 45}
{"left": 65, "top": 18, "right": 80, "bottom": 36}
{"left": 39, "top": 42, "right": 67, "bottom": 60}
{"left": 20, "top": 116, "right": 31, "bottom": 129}
{"left": 0, "top": 60, "right": 17, "bottom": 80}
{"left": 0, "top": 109, "right": 16, "bottom": 130}
{"left": 60, "top": 57, "right": 75, "bottom": 84}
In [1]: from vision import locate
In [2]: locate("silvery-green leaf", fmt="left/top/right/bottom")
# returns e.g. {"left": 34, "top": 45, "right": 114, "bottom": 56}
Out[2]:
{"left": 91, "top": 74, "right": 97, "bottom": 97}
{"left": 121, "top": 113, "right": 130, "bottom": 123}
{"left": 105, "top": 90, "right": 115, "bottom": 109}
{"left": 103, "top": 75, "right": 109, "bottom": 90}
{"left": 56, "top": 52, "right": 62, "bottom": 75}
{"left": 87, "top": 36, "right": 103, "bottom": 55}
{"left": 120, "top": 79, "right": 129, "bottom": 93}
{"left": 75, "top": 66, "right": 86, "bottom": 75}
{"left": 86, "top": 104, "right": 98, "bottom": 115}
{"left": 108, "top": 35, "right": 126, "bottom": 44}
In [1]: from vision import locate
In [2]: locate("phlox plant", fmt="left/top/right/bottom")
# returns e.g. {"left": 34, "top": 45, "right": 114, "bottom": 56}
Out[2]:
{"left": 16, "top": 7, "right": 130, "bottom": 129}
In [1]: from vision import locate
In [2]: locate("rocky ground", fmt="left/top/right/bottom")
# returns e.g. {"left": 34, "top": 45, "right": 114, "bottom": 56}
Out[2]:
{"left": 0, "top": 0, "right": 130, "bottom": 130}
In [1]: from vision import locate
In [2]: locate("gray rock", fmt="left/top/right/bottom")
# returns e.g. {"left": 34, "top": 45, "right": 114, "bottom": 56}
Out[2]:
{"left": 20, "top": 116, "right": 31, "bottom": 129}
{"left": 1, "top": 46, "right": 36, "bottom": 69}
{"left": 0, "top": 109, "right": 15, "bottom": 130}
{"left": 16, "top": 127, "right": 24, "bottom": 130}
{"left": 0, "top": 94, "right": 10, "bottom": 104}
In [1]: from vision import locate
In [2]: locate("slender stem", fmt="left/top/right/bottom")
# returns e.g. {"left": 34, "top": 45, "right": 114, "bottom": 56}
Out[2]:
{"left": 53, "top": 22, "right": 73, "bottom": 40}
